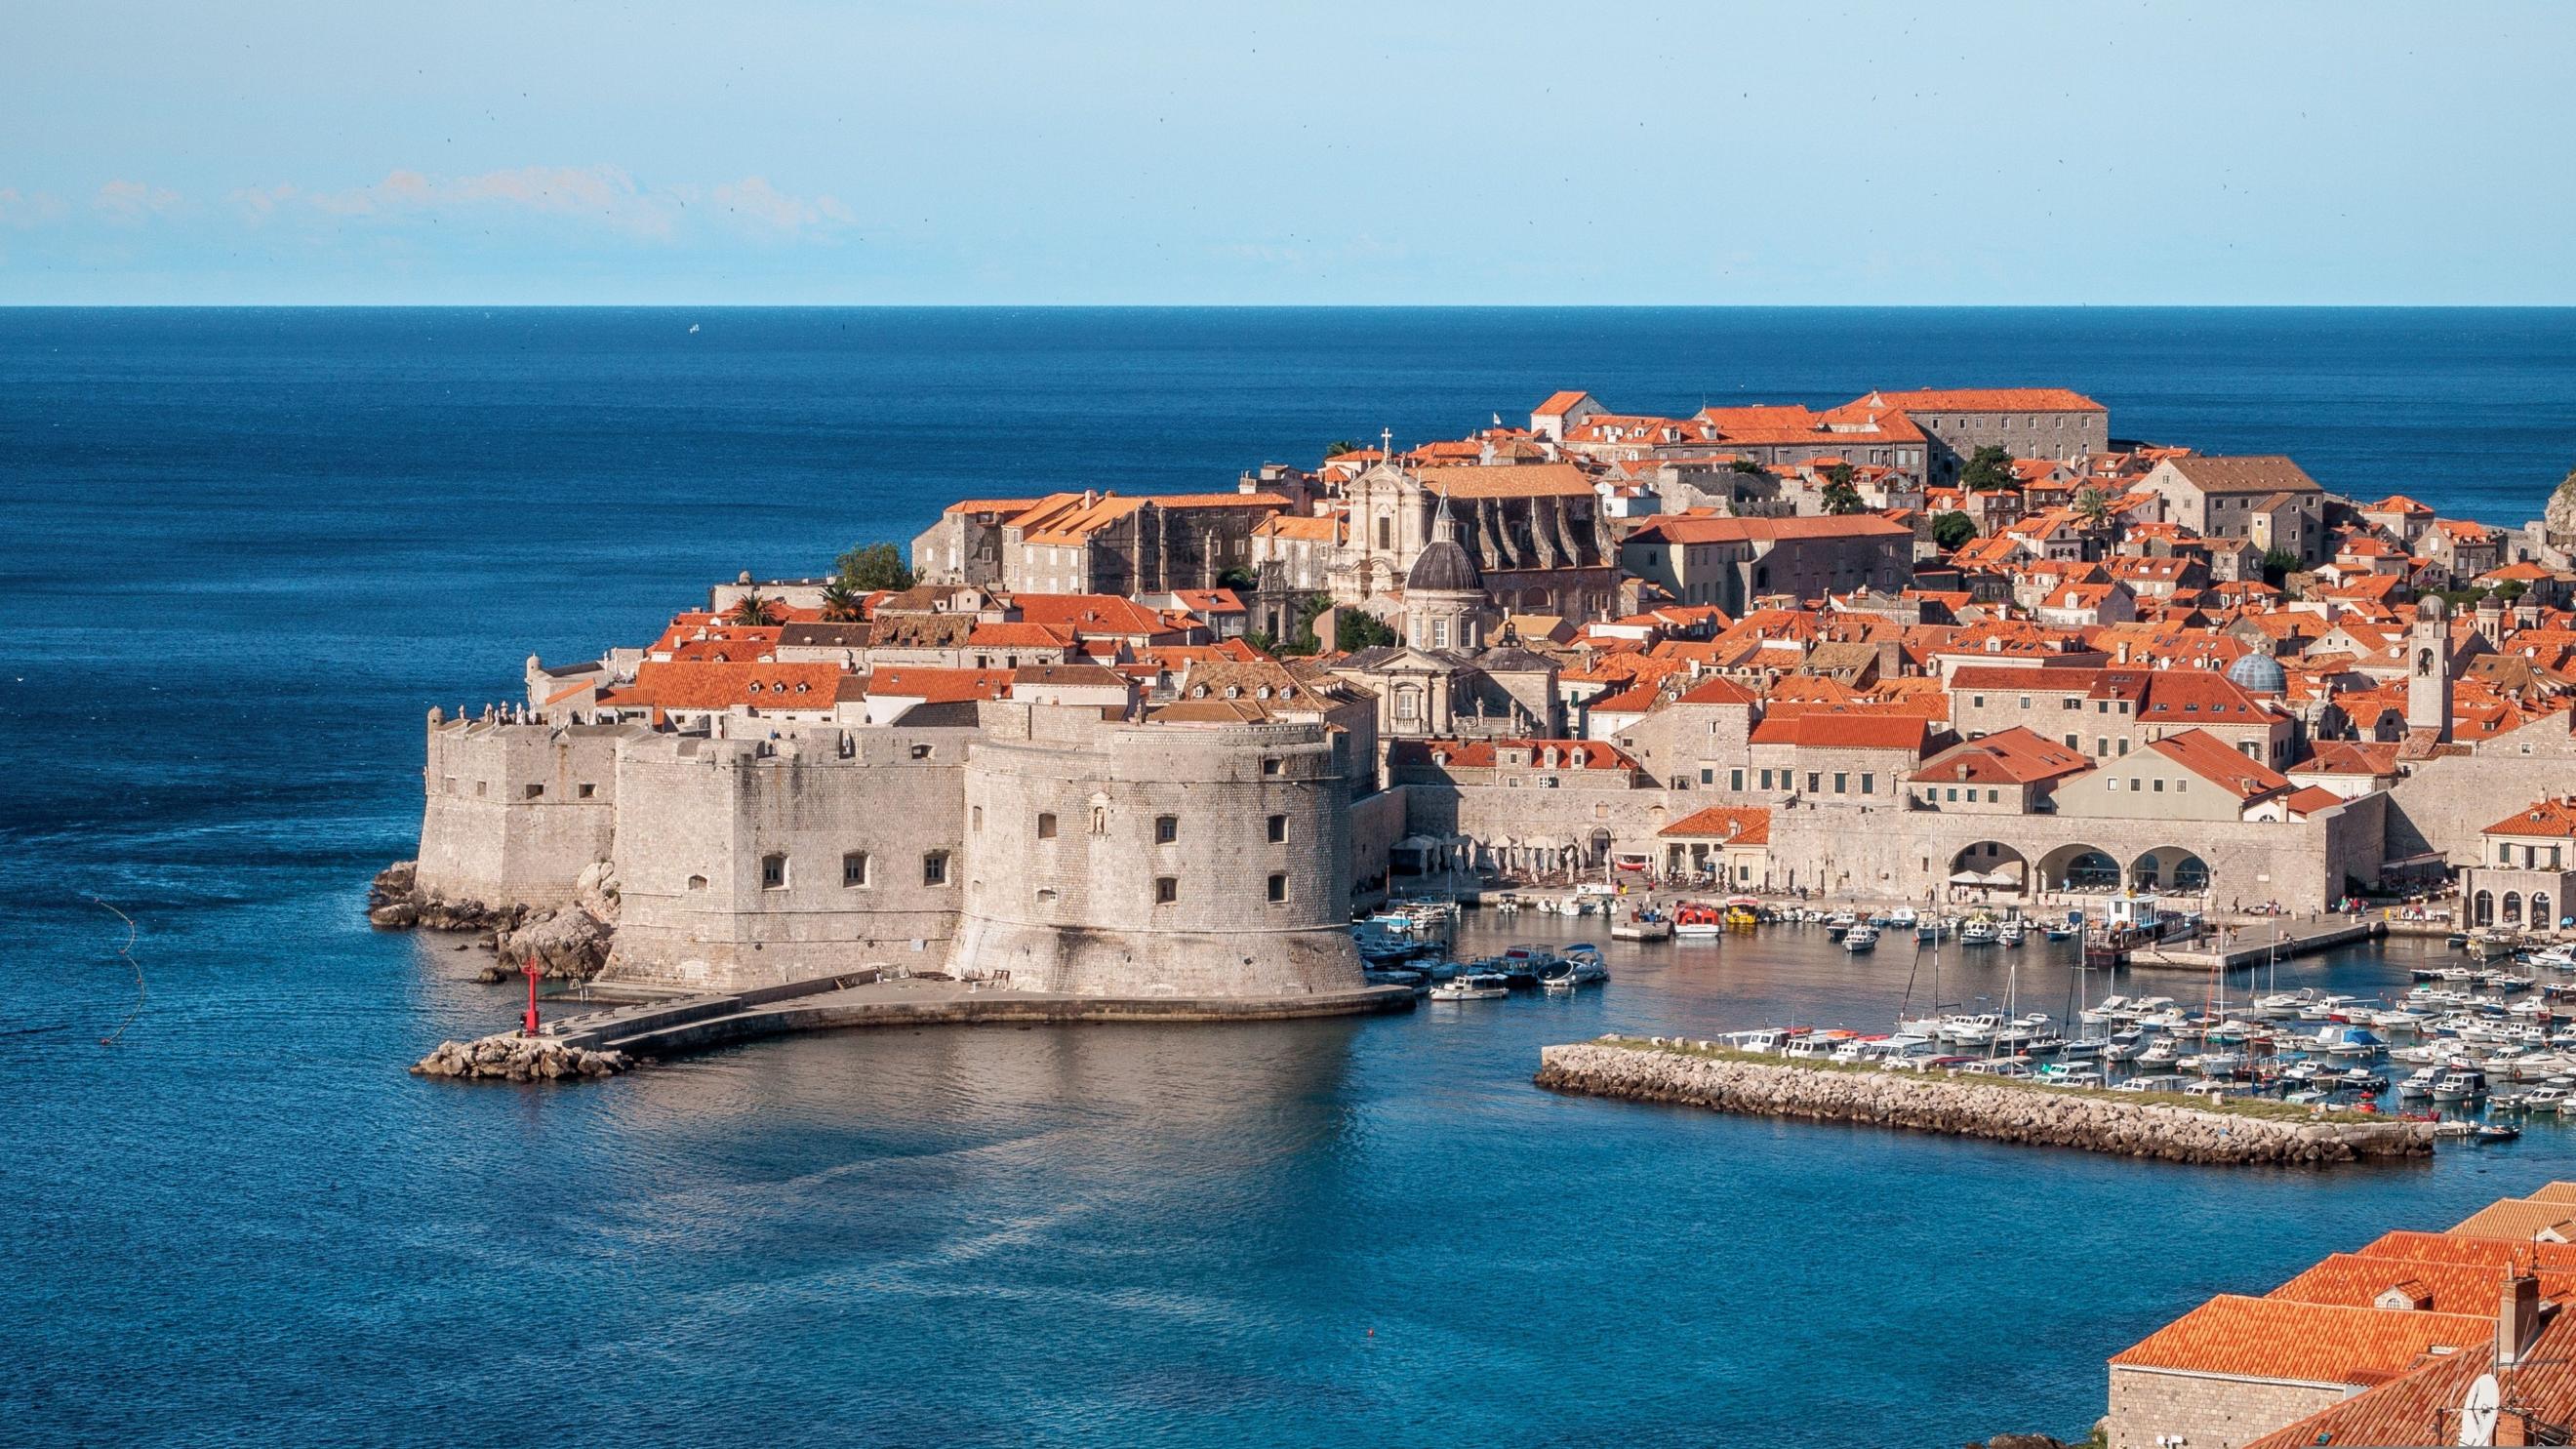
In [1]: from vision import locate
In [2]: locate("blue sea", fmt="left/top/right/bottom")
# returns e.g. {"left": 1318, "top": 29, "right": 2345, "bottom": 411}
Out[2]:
{"left": 7, "top": 308, "right": 2576, "bottom": 1448}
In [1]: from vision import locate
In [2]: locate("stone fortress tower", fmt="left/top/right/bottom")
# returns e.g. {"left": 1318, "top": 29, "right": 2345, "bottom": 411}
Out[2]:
{"left": 412, "top": 700, "right": 1367, "bottom": 1000}
{"left": 950, "top": 704, "right": 1361, "bottom": 996}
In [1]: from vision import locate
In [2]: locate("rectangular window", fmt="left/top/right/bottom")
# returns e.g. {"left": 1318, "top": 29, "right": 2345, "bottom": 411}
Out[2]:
{"left": 1833, "top": 772, "right": 1848, "bottom": 794}
{"left": 2153, "top": 779, "right": 2165, "bottom": 792}
{"left": 1861, "top": 774, "right": 1875, "bottom": 795}
{"left": 1760, "top": 769, "right": 1774, "bottom": 789}
{"left": 578, "top": 783, "right": 596, "bottom": 800}
{"left": 524, "top": 784, "right": 544, "bottom": 800}
{"left": 1262, "top": 757, "right": 1282, "bottom": 776}
{"left": 1155, "top": 875, "right": 1179, "bottom": 904}
{"left": 842, "top": 852, "right": 870, "bottom": 888}
{"left": 761, "top": 854, "right": 787, "bottom": 890}
{"left": 1945, "top": 787, "right": 1958, "bottom": 801}
{"left": 1972, "top": 695, "right": 1986, "bottom": 708}
{"left": 2064, "top": 734, "right": 2078, "bottom": 749}
{"left": 1266, "top": 873, "right": 1286, "bottom": 904}
{"left": 1267, "top": 814, "right": 1287, "bottom": 843}
{"left": 2097, "top": 738, "right": 2109, "bottom": 756}
{"left": 923, "top": 852, "right": 949, "bottom": 887}
{"left": 1155, "top": 815, "right": 1179, "bottom": 844}
{"left": 1037, "top": 812, "right": 1058, "bottom": 840}
{"left": 1987, "top": 788, "right": 1999, "bottom": 803}
{"left": 2177, "top": 780, "right": 2187, "bottom": 792}
{"left": 2116, "top": 739, "right": 2129, "bottom": 756}
{"left": 2109, "top": 778, "right": 2120, "bottom": 791}
{"left": 1805, "top": 772, "right": 1821, "bottom": 794}
{"left": 1731, "top": 769, "right": 1745, "bottom": 791}
{"left": 1700, "top": 767, "right": 1713, "bottom": 785}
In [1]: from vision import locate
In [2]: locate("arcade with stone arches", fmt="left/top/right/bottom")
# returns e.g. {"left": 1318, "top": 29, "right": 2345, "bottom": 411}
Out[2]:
{"left": 1945, "top": 839, "right": 2214, "bottom": 900}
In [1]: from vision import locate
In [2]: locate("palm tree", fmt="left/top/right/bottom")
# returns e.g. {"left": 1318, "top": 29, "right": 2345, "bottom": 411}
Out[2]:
{"left": 818, "top": 580, "right": 864, "bottom": 623}
{"left": 729, "top": 591, "right": 782, "bottom": 627}
{"left": 2072, "top": 485, "right": 2113, "bottom": 530}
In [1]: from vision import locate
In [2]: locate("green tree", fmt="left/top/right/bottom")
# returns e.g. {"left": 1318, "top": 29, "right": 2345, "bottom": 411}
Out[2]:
{"left": 729, "top": 591, "right": 782, "bottom": 626}
{"left": 2071, "top": 485, "right": 2113, "bottom": 530}
{"left": 1729, "top": 458, "right": 1773, "bottom": 479}
{"left": 834, "top": 542, "right": 915, "bottom": 592}
{"left": 1820, "top": 480, "right": 1865, "bottom": 515}
{"left": 1241, "top": 630, "right": 1279, "bottom": 656}
{"left": 2497, "top": 579, "right": 2530, "bottom": 604}
{"left": 818, "top": 580, "right": 865, "bottom": 623}
{"left": 1336, "top": 608, "right": 1399, "bottom": 650}
{"left": 1216, "top": 565, "right": 1259, "bottom": 591}
{"left": 1324, "top": 438, "right": 1365, "bottom": 459}
{"left": 2260, "top": 547, "right": 2302, "bottom": 586}
{"left": 1932, "top": 511, "right": 1978, "bottom": 550}
{"left": 1959, "top": 445, "right": 2018, "bottom": 493}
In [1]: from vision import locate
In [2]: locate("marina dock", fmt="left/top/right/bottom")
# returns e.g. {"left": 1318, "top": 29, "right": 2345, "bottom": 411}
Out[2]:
{"left": 2126, "top": 918, "right": 2388, "bottom": 972}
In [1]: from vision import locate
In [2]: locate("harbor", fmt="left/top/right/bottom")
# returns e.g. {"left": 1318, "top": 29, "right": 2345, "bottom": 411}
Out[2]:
{"left": 1536, "top": 1036, "right": 2434, "bottom": 1166}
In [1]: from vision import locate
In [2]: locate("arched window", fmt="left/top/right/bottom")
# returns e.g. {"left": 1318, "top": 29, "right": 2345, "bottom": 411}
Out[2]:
{"left": 2537, "top": 892, "right": 2556, "bottom": 929}
{"left": 2505, "top": 892, "right": 2524, "bottom": 925}
{"left": 2475, "top": 890, "right": 2495, "bottom": 926}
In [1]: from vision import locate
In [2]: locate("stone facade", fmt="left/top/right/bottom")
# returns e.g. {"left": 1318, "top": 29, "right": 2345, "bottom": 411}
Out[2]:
{"left": 2107, "top": 1367, "right": 2350, "bottom": 1449}
{"left": 411, "top": 703, "right": 1365, "bottom": 997}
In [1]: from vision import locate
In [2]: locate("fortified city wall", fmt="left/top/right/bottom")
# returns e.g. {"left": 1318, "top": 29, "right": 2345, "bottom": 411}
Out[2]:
{"left": 950, "top": 704, "right": 1365, "bottom": 997}
{"left": 604, "top": 722, "right": 974, "bottom": 989}
{"left": 416, "top": 711, "right": 630, "bottom": 907}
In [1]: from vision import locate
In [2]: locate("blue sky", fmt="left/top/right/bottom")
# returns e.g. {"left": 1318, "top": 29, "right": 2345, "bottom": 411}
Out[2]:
{"left": 5, "top": 1, "right": 2571, "bottom": 304}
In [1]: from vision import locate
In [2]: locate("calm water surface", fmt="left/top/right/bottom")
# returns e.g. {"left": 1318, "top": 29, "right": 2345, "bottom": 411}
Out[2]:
{"left": 7, "top": 309, "right": 2576, "bottom": 1447}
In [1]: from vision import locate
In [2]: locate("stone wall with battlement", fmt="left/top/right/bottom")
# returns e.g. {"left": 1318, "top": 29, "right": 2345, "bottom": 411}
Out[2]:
{"left": 416, "top": 712, "right": 631, "bottom": 907}
{"left": 949, "top": 704, "right": 1364, "bottom": 997}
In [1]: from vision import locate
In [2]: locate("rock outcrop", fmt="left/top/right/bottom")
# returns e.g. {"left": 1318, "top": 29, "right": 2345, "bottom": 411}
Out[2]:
{"left": 492, "top": 906, "right": 611, "bottom": 980}
{"left": 410, "top": 1034, "right": 628, "bottom": 1082}
{"left": 368, "top": 859, "right": 616, "bottom": 980}
{"left": 1536, "top": 1038, "right": 2435, "bottom": 1168}
{"left": 366, "top": 860, "right": 528, "bottom": 933}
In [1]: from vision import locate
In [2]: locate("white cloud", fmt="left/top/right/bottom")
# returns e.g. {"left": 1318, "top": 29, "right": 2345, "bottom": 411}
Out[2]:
{"left": 0, "top": 187, "right": 72, "bottom": 228}
{"left": 93, "top": 181, "right": 183, "bottom": 223}
{"left": 226, "top": 166, "right": 854, "bottom": 244}
{"left": 711, "top": 177, "right": 855, "bottom": 236}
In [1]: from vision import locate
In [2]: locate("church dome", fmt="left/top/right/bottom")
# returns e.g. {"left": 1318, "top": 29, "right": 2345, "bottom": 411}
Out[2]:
{"left": 2225, "top": 652, "right": 2287, "bottom": 696}
{"left": 1405, "top": 536, "right": 1480, "bottom": 594}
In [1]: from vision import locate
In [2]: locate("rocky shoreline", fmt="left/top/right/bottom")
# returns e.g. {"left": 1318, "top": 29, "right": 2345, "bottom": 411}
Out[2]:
{"left": 367, "top": 860, "right": 617, "bottom": 981}
{"left": 410, "top": 1033, "right": 630, "bottom": 1082}
{"left": 1536, "top": 1038, "right": 2435, "bottom": 1167}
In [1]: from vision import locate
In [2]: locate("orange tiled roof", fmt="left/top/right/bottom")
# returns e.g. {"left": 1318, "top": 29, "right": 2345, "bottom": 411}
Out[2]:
{"left": 2109, "top": 1294, "right": 2491, "bottom": 1384}
{"left": 631, "top": 660, "right": 845, "bottom": 710}
{"left": 2146, "top": 727, "right": 2291, "bottom": 801}
{"left": 1417, "top": 463, "right": 1596, "bottom": 500}
{"left": 1853, "top": 386, "right": 2106, "bottom": 414}
{"left": 2482, "top": 798, "right": 2576, "bottom": 841}
{"left": 1658, "top": 805, "right": 1771, "bottom": 843}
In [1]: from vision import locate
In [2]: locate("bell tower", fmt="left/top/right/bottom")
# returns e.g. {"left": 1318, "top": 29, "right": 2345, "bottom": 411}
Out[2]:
{"left": 2408, "top": 596, "right": 2453, "bottom": 741}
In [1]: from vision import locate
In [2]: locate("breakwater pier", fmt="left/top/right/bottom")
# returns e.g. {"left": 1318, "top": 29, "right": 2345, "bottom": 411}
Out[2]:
{"left": 411, "top": 970, "right": 1414, "bottom": 1078}
{"left": 1536, "top": 1037, "right": 2434, "bottom": 1166}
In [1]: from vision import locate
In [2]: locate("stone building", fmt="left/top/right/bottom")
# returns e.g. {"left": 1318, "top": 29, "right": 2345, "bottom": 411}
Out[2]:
{"left": 414, "top": 700, "right": 1371, "bottom": 999}
{"left": 1849, "top": 387, "right": 2109, "bottom": 480}
{"left": 910, "top": 490, "right": 1290, "bottom": 595}
{"left": 1336, "top": 462, "right": 1617, "bottom": 618}
{"left": 1617, "top": 514, "right": 1914, "bottom": 615}
{"left": 2456, "top": 796, "right": 2576, "bottom": 929}
{"left": 2136, "top": 456, "right": 2328, "bottom": 564}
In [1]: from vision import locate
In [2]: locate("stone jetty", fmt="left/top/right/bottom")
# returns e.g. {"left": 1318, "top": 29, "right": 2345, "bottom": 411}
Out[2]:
{"left": 1536, "top": 1037, "right": 2434, "bottom": 1167}
{"left": 410, "top": 1033, "right": 629, "bottom": 1082}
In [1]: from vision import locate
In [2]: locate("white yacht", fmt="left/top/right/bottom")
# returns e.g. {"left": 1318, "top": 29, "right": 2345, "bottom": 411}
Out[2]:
{"left": 1429, "top": 972, "right": 1509, "bottom": 1001}
{"left": 1842, "top": 925, "right": 1880, "bottom": 953}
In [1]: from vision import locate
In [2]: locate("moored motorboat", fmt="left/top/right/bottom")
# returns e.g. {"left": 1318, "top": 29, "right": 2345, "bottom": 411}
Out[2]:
{"left": 1429, "top": 971, "right": 1509, "bottom": 1001}
{"left": 1842, "top": 924, "right": 1880, "bottom": 953}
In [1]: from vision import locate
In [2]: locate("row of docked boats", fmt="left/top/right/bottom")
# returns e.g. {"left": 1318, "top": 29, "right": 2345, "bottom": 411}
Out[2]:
{"left": 1414, "top": 943, "right": 1611, "bottom": 1001}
